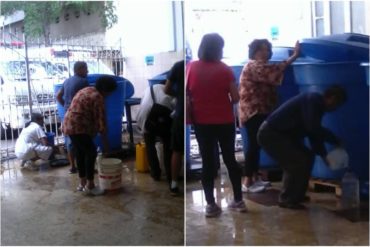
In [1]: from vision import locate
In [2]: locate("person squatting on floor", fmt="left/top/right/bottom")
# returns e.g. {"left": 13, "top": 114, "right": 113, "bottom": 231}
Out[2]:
{"left": 257, "top": 85, "right": 347, "bottom": 209}
{"left": 56, "top": 61, "right": 89, "bottom": 174}
{"left": 62, "top": 75, "right": 117, "bottom": 196}
{"left": 15, "top": 113, "right": 54, "bottom": 171}
{"left": 136, "top": 83, "right": 175, "bottom": 185}
{"left": 238, "top": 39, "right": 300, "bottom": 193}
{"left": 164, "top": 60, "right": 185, "bottom": 196}
{"left": 187, "top": 33, "right": 247, "bottom": 217}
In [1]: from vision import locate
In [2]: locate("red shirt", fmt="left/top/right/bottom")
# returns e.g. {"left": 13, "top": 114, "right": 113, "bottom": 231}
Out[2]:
{"left": 238, "top": 60, "right": 288, "bottom": 124}
{"left": 62, "top": 87, "right": 106, "bottom": 137}
{"left": 186, "top": 60, "right": 235, "bottom": 124}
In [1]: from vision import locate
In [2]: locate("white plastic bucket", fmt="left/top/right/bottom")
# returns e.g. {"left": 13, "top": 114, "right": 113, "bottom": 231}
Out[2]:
{"left": 98, "top": 158, "right": 122, "bottom": 190}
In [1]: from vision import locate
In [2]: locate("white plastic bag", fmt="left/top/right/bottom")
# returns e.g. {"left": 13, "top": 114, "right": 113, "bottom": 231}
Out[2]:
{"left": 326, "top": 148, "right": 349, "bottom": 170}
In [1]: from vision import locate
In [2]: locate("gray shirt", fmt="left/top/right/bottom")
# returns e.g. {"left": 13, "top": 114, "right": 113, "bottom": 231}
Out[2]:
{"left": 61, "top": 75, "right": 88, "bottom": 111}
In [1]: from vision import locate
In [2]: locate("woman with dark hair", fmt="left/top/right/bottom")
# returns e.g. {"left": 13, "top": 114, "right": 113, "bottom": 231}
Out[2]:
{"left": 239, "top": 39, "right": 300, "bottom": 193}
{"left": 63, "top": 75, "right": 117, "bottom": 196}
{"left": 187, "top": 33, "right": 246, "bottom": 217}
{"left": 15, "top": 113, "right": 53, "bottom": 170}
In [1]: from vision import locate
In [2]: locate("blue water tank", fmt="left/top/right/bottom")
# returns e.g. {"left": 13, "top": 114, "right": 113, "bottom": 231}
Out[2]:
{"left": 293, "top": 61, "right": 369, "bottom": 181}
{"left": 54, "top": 74, "right": 127, "bottom": 151}
{"left": 88, "top": 74, "right": 134, "bottom": 99}
{"left": 361, "top": 63, "right": 369, "bottom": 85}
{"left": 148, "top": 71, "right": 169, "bottom": 86}
{"left": 186, "top": 125, "right": 191, "bottom": 169}
{"left": 300, "top": 33, "right": 369, "bottom": 62}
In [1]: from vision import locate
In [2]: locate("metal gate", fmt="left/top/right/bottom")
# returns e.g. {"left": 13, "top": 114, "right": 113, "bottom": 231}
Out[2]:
{"left": 0, "top": 30, "right": 125, "bottom": 161}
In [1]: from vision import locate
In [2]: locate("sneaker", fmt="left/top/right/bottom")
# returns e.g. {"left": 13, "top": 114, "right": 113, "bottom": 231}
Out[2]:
{"left": 69, "top": 167, "right": 78, "bottom": 174}
{"left": 242, "top": 184, "right": 249, "bottom": 193}
{"left": 205, "top": 203, "right": 222, "bottom": 217}
{"left": 255, "top": 178, "right": 271, "bottom": 187}
{"left": 76, "top": 184, "right": 85, "bottom": 192}
{"left": 84, "top": 186, "right": 105, "bottom": 196}
{"left": 245, "top": 183, "right": 266, "bottom": 193}
{"left": 228, "top": 200, "right": 248, "bottom": 212}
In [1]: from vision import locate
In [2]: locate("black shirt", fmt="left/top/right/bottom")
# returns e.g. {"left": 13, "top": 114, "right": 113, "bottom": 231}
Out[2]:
{"left": 266, "top": 92, "right": 340, "bottom": 157}
{"left": 167, "top": 60, "right": 184, "bottom": 118}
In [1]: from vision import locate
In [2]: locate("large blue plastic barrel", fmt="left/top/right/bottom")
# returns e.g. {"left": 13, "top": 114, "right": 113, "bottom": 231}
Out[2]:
{"left": 148, "top": 71, "right": 169, "bottom": 86}
{"left": 361, "top": 63, "right": 369, "bottom": 85}
{"left": 54, "top": 74, "right": 126, "bottom": 151}
{"left": 186, "top": 125, "right": 191, "bottom": 169}
{"left": 300, "top": 33, "right": 369, "bottom": 62}
{"left": 293, "top": 61, "right": 369, "bottom": 181}
{"left": 88, "top": 74, "right": 134, "bottom": 99}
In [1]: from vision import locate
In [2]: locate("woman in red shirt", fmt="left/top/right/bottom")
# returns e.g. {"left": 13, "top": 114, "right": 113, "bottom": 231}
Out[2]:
{"left": 238, "top": 39, "right": 300, "bottom": 193}
{"left": 187, "top": 33, "right": 246, "bottom": 217}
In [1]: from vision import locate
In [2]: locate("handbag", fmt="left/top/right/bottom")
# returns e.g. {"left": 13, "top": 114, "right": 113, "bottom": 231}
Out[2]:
{"left": 144, "top": 85, "right": 172, "bottom": 133}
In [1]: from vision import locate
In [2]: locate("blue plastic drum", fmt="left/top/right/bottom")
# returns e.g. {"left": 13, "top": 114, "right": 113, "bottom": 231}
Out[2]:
{"left": 293, "top": 61, "right": 369, "bottom": 181}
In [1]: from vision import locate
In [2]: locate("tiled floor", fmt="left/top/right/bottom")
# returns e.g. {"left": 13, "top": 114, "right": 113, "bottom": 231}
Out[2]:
{"left": 1, "top": 155, "right": 184, "bottom": 246}
{"left": 186, "top": 165, "right": 369, "bottom": 246}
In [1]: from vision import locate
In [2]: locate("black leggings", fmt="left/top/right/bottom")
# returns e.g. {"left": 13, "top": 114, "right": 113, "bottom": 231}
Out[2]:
{"left": 70, "top": 134, "right": 97, "bottom": 180}
{"left": 243, "top": 114, "right": 267, "bottom": 177}
{"left": 194, "top": 123, "right": 242, "bottom": 205}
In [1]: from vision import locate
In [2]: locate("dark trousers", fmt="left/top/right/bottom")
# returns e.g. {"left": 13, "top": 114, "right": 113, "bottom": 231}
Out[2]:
{"left": 194, "top": 123, "right": 242, "bottom": 205}
{"left": 144, "top": 131, "right": 171, "bottom": 183}
{"left": 70, "top": 134, "right": 97, "bottom": 180}
{"left": 257, "top": 122, "right": 314, "bottom": 204}
{"left": 243, "top": 114, "right": 267, "bottom": 177}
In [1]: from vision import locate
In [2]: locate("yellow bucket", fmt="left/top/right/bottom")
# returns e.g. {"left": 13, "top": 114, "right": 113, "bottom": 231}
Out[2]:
{"left": 136, "top": 143, "right": 149, "bottom": 172}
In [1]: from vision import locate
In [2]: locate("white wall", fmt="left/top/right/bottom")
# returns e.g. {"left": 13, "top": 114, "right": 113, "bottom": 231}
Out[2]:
{"left": 123, "top": 50, "right": 183, "bottom": 118}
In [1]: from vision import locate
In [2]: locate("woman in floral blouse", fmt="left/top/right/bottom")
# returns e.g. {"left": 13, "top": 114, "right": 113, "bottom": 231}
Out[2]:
{"left": 63, "top": 75, "right": 117, "bottom": 196}
{"left": 238, "top": 39, "right": 300, "bottom": 193}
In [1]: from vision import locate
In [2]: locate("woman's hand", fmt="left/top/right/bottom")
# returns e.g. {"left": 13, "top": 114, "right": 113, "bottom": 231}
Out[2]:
{"left": 286, "top": 41, "right": 300, "bottom": 65}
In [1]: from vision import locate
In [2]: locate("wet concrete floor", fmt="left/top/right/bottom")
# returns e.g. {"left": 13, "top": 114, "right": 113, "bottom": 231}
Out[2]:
{"left": 1, "top": 157, "right": 184, "bottom": 246}
{"left": 186, "top": 166, "right": 369, "bottom": 246}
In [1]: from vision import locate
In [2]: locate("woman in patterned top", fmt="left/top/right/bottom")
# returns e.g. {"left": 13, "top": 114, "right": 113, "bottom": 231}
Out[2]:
{"left": 238, "top": 39, "right": 300, "bottom": 193}
{"left": 63, "top": 75, "right": 117, "bottom": 196}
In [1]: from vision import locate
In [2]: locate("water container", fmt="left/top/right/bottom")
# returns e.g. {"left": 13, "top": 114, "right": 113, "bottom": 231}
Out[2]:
{"left": 341, "top": 170, "right": 360, "bottom": 209}
{"left": 148, "top": 71, "right": 169, "bottom": 86}
{"left": 186, "top": 125, "right": 191, "bottom": 169}
{"left": 136, "top": 143, "right": 149, "bottom": 172}
{"left": 46, "top": 132, "right": 55, "bottom": 146}
{"left": 98, "top": 158, "right": 122, "bottom": 191}
{"left": 300, "top": 33, "right": 369, "bottom": 62}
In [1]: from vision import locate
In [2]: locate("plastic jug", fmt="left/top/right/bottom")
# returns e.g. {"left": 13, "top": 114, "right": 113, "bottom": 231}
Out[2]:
{"left": 341, "top": 169, "right": 360, "bottom": 209}
{"left": 136, "top": 142, "right": 149, "bottom": 172}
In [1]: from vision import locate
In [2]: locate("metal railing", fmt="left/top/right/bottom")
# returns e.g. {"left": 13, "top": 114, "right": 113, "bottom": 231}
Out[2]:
{"left": 0, "top": 30, "right": 125, "bottom": 161}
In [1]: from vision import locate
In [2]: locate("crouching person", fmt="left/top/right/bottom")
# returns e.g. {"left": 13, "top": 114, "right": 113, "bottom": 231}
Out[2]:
{"left": 15, "top": 113, "right": 53, "bottom": 171}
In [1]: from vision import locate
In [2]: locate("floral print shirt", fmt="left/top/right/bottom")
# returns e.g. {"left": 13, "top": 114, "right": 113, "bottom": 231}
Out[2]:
{"left": 238, "top": 60, "right": 288, "bottom": 124}
{"left": 62, "top": 87, "right": 106, "bottom": 137}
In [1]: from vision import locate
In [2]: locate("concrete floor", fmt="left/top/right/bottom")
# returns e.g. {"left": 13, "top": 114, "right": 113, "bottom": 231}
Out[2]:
{"left": 186, "top": 166, "right": 369, "bottom": 246}
{"left": 1, "top": 156, "right": 184, "bottom": 246}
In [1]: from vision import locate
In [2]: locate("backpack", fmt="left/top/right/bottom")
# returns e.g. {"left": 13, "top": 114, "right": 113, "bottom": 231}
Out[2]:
{"left": 144, "top": 85, "right": 172, "bottom": 133}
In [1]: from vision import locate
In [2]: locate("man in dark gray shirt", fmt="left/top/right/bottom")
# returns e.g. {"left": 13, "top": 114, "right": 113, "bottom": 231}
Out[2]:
{"left": 258, "top": 85, "right": 347, "bottom": 209}
{"left": 56, "top": 61, "right": 89, "bottom": 174}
